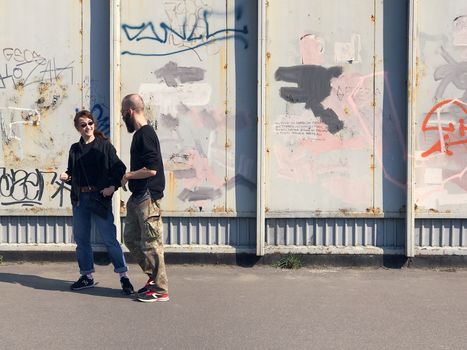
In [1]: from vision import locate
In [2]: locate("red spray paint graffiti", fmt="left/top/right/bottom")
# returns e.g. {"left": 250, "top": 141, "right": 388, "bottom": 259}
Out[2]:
{"left": 421, "top": 99, "right": 467, "bottom": 158}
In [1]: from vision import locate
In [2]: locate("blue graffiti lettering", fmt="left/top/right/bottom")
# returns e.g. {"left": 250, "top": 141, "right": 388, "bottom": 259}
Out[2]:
{"left": 121, "top": 9, "right": 248, "bottom": 57}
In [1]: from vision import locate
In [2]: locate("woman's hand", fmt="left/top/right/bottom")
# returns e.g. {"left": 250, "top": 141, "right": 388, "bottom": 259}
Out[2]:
{"left": 101, "top": 186, "right": 115, "bottom": 197}
{"left": 60, "top": 172, "right": 71, "bottom": 182}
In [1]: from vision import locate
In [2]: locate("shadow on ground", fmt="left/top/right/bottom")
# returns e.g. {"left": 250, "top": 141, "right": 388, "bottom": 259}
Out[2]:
{"left": 0, "top": 272, "right": 132, "bottom": 299}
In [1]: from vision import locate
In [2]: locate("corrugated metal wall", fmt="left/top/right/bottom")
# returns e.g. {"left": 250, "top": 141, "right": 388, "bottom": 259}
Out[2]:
{"left": 1, "top": 0, "right": 467, "bottom": 258}
{"left": 408, "top": 0, "right": 467, "bottom": 256}
{"left": 261, "top": 0, "right": 408, "bottom": 253}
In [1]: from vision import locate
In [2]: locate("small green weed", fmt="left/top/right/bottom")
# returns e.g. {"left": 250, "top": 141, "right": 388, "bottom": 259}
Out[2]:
{"left": 273, "top": 254, "right": 303, "bottom": 269}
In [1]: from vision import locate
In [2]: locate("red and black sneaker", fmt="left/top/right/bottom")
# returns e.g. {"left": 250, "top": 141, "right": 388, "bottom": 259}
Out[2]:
{"left": 137, "top": 291, "right": 170, "bottom": 303}
{"left": 137, "top": 278, "right": 155, "bottom": 295}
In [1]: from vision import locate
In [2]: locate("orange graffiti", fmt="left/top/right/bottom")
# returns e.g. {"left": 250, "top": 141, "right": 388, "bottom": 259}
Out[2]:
{"left": 421, "top": 99, "right": 467, "bottom": 158}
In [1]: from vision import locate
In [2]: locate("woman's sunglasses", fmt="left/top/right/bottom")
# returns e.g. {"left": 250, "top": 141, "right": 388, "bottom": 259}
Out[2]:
{"left": 80, "top": 121, "right": 94, "bottom": 128}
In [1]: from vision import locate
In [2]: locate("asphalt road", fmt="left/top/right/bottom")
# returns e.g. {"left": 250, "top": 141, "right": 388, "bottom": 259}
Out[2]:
{"left": 0, "top": 262, "right": 467, "bottom": 350}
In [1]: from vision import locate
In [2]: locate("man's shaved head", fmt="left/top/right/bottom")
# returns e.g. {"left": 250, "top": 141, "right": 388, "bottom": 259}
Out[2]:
{"left": 122, "top": 94, "right": 145, "bottom": 112}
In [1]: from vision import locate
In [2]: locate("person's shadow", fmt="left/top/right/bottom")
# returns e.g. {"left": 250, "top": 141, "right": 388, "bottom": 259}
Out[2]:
{"left": 0, "top": 272, "right": 133, "bottom": 299}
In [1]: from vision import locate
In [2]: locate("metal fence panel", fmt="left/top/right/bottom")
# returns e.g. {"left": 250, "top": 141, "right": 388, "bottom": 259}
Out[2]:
{"left": 412, "top": 0, "right": 467, "bottom": 217}
{"left": 119, "top": 0, "right": 257, "bottom": 216}
{"left": 263, "top": 0, "right": 407, "bottom": 216}
{"left": 0, "top": 0, "right": 81, "bottom": 214}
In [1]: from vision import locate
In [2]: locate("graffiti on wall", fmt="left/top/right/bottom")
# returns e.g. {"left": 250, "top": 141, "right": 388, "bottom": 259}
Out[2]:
{"left": 122, "top": 3, "right": 248, "bottom": 57}
{"left": 272, "top": 33, "right": 406, "bottom": 207}
{"left": 0, "top": 167, "right": 70, "bottom": 207}
{"left": 415, "top": 16, "right": 467, "bottom": 209}
{"left": 138, "top": 57, "right": 256, "bottom": 209}
{"left": 0, "top": 48, "right": 74, "bottom": 89}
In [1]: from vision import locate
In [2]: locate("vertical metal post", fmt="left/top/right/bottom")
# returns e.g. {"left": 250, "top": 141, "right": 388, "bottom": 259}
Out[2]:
{"left": 256, "top": 0, "right": 267, "bottom": 256}
{"left": 111, "top": 0, "right": 122, "bottom": 241}
{"left": 406, "top": 0, "right": 417, "bottom": 258}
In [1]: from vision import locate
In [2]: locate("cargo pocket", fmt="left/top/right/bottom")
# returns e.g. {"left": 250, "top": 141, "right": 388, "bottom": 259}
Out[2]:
{"left": 143, "top": 200, "right": 162, "bottom": 242}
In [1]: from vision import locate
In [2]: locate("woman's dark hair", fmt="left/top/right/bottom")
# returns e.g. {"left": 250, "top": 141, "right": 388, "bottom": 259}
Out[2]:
{"left": 74, "top": 109, "right": 107, "bottom": 140}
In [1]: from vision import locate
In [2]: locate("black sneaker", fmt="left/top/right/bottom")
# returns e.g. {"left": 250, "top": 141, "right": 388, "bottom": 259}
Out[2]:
{"left": 70, "top": 275, "right": 95, "bottom": 290}
{"left": 120, "top": 276, "right": 134, "bottom": 295}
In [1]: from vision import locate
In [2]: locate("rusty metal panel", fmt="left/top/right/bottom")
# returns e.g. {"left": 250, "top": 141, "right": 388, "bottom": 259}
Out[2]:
{"left": 412, "top": 0, "right": 467, "bottom": 217}
{"left": 119, "top": 0, "right": 255, "bottom": 216}
{"left": 264, "top": 0, "right": 377, "bottom": 214}
{"left": 0, "top": 0, "right": 105, "bottom": 215}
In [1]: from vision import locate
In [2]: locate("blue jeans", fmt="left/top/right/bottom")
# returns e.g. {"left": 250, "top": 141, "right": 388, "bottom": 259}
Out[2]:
{"left": 72, "top": 192, "right": 128, "bottom": 275}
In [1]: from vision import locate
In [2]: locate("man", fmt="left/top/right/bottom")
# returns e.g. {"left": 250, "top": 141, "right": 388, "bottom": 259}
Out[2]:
{"left": 120, "top": 94, "right": 169, "bottom": 303}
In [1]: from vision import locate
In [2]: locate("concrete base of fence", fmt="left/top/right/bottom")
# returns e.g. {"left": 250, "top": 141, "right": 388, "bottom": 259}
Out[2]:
{"left": 2, "top": 250, "right": 467, "bottom": 269}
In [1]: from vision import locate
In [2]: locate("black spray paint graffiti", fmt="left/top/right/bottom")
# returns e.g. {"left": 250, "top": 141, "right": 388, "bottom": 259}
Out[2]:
{"left": 0, "top": 167, "right": 70, "bottom": 207}
{"left": 434, "top": 47, "right": 467, "bottom": 101}
{"left": 154, "top": 61, "right": 205, "bottom": 87}
{"left": 0, "top": 48, "right": 74, "bottom": 89}
{"left": 121, "top": 8, "right": 248, "bottom": 57}
{"left": 275, "top": 65, "right": 344, "bottom": 134}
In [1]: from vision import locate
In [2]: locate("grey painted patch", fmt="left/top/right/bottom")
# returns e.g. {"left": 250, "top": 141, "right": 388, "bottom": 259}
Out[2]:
{"left": 200, "top": 109, "right": 217, "bottom": 130}
{"left": 173, "top": 169, "right": 197, "bottom": 179}
{"left": 154, "top": 61, "right": 205, "bottom": 87}
{"left": 226, "top": 175, "right": 256, "bottom": 191}
{"left": 178, "top": 187, "right": 222, "bottom": 201}
{"left": 160, "top": 113, "right": 179, "bottom": 130}
{"left": 434, "top": 47, "right": 467, "bottom": 101}
{"left": 275, "top": 65, "right": 344, "bottom": 134}
{"left": 177, "top": 103, "right": 190, "bottom": 114}
{"left": 195, "top": 140, "right": 207, "bottom": 158}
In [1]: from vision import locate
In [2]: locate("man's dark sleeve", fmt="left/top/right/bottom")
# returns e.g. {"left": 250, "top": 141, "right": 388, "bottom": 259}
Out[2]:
{"left": 140, "top": 128, "right": 162, "bottom": 172}
{"left": 107, "top": 142, "right": 127, "bottom": 189}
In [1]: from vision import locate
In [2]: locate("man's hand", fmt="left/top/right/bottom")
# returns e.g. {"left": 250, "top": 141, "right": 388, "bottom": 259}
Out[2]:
{"left": 60, "top": 172, "right": 71, "bottom": 182}
{"left": 121, "top": 173, "right": 129, "bottom": 191}
{"left": 101, "top": 186, "right": 115, "bottom": 197}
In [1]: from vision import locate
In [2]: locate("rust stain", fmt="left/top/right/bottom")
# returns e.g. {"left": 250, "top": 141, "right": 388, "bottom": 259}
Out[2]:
{"left": 371, "top": 15, "right": 376, "bottom": 23}
{"left": 339, "top": 208, "right": 350, "bottom": 215}
{"left": 225, "top": 141, "right": 231, "bottom": 149}
{"left": 343, "top": 107, "right": 350, "bottom": 114}
{"left": 366, "top": 207, "right": 382, "bottom": 215}
{"left": 415, "top": 56, "right": 420, "bottom": 88}
{"left": 166, "top": 171, "right": 176, "bottom": 211}
{"left": 428, "top": 208, "right": 439, "bottom": 213}
{"left": 212, "top": 205, "right": 226, "bottom": 213}
{"left": 315, "top": 210, "right": 322, "bottom": 216}
{"left": 265, "top": 207, "right": 270, "bottom": 213}
{"left": 266, "top": 52, "right": 271, "bottom": 60}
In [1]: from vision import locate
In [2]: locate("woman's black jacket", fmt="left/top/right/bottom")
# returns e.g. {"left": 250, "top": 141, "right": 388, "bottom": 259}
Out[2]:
{"left": 65, "top": 137, "right": 126, "bottom": 206}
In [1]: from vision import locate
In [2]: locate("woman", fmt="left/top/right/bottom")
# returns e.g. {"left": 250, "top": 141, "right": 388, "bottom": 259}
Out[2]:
{"left": 60, "top": 110, "right": 134, "bottom": 294}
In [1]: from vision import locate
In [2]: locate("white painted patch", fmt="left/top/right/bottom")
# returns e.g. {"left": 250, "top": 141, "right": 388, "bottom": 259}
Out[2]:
{"left": 139, "top": 83, "right": 212, "bottom": 115}
{"left": 423, "top": 168, "right": 443, "bottom": 184}
{"left": 334, "top": 34, "right": 361, "bottom": 63}
{"left": 438, "top": 193, "right": 467, "bottom": 206}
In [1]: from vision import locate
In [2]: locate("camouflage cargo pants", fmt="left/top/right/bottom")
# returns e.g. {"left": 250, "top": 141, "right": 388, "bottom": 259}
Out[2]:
{"left": 124, "top": 197, "right": 168, "bottom": 294}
